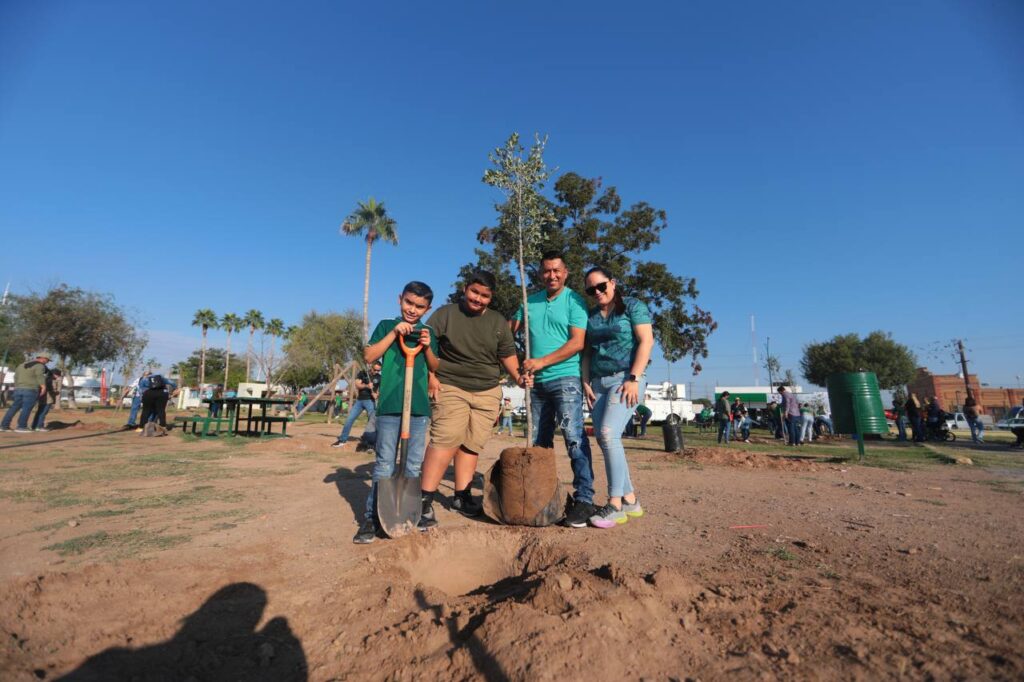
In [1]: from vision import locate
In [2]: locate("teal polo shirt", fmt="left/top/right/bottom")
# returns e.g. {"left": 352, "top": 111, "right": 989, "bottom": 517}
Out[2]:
{"left": 513, "top": 287, "right": 588, "bottom": 382}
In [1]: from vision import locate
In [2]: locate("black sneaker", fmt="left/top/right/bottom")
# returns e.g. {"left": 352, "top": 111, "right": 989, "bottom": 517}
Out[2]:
{"left": 451, "top": 489, "right": 482, "bottom": 517}
{"left": 563, "top": 497, "right": 596, "bottom": 528}
{"left": 352, "top": 518, "right": 378, "bottom": 544}
{"left": 418, "top": 494, "right": 438, "bottom": 530}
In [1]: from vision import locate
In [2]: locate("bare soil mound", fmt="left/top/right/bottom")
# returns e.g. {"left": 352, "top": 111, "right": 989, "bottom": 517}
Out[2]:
{"left": 681, "top": 446, "right": 824, "bottom": 471}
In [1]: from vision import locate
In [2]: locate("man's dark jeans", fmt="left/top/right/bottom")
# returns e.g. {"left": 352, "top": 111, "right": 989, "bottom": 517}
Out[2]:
{"left": 2, "top": 388, "right": 40, "bottom": 430}
{"left": 530, "top": 376, "right": 594, "bottom": 505}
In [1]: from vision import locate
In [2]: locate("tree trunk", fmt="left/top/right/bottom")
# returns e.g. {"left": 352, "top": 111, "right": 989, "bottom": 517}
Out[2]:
{"left": 362, "top": 236, "right": 373, "bottom": 343}
{"left": 61, "top": 356, "right": 75, "bottom": 410}
{"left": 517, "top": 190, "right": 532, "bottom": 445}
{"left": 199, "top": 327, "right": 207, "bottom": 387}
{"left": 224, "top": 331, "right": 232, "bottom": 389}
{"left": 246, "top": 328, "right": 254, "bottom": 382}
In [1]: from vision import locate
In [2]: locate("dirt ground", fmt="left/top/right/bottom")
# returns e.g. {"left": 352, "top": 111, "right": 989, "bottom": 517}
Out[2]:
{"left": 1, "top": 411, "right": 1022, "bottom": 680}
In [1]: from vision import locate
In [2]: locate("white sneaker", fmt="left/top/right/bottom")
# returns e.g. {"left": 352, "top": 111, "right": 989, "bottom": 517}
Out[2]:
{"left": 15, "top": 428, "right": 34, "bottom": 433}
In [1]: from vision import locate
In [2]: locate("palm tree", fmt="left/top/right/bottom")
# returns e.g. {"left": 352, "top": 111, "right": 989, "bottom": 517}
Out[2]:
{"left": 191, "top": 309, "right": 218, "bottom": 386}
{"left": 264, "top": 318, "right": 285, "bottom": 387}
{"left": 243, "top": 309, "right": 264, "bottom": 382}
{"left": 220, "top": 312, "right": 242, "bottom": 390}
{"left": 340, "top": 197, "right": 399, "bottom": 342}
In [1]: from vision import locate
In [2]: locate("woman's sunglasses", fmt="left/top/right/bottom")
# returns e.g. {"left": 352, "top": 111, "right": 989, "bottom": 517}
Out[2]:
{"left": 585, "top": 281, "right": 610, "bottom": 296}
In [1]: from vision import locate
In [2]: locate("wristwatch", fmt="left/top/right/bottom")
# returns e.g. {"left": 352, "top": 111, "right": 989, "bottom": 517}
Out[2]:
{"left": 626, "top": 374, "right": 638, "bottom": 382}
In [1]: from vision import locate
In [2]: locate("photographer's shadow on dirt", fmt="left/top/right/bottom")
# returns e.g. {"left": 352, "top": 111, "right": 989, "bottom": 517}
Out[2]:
{"left": 57, "top": 582, "right": 307, "bottom": 681}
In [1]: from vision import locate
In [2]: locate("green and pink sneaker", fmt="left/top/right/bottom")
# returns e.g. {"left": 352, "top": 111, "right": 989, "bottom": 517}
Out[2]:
{"left": 622, "top": 499, "right": 644, "bottom": 518}
{"left": 589, "top": 503, "right": 627, "bottom": 528}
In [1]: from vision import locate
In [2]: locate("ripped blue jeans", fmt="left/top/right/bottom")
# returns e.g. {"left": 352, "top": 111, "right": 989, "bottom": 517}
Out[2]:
{"left": 530, "top": 375, "right": 594, "bottom": 504}
{"left": 591, "top": 372, "right": 647, "bottom": 499}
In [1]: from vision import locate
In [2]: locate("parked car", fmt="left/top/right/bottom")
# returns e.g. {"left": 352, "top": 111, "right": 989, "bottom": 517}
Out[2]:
{"left": 71, "top": 393, "right": 101, "bottom": 405}
{"left": 996, "top": 416, "right": 1024, "bottom": 431}
{"left": 945, "top": 411, "right": 994, "bottom": 430}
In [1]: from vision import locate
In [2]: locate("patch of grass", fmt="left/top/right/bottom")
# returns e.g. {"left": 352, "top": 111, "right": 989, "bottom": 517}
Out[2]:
{"left": 916, "top": 498, "right": 948, "bottom": 507}
{"left": 82, "top": 508, "right": 135, "bottom": 518}
{"left": 33, "top": 520, "right": 70, "bottom": 533}
{"left": 127, "top": 485, "right": 244, "bottom": 509}
{"left": 768, "top": 547, "right": 798, "bottom": 562}
{"left": 44, "top": 529, "right": 190, "bottom": 557}
{"left": 44, "top": 531, "right": 111, "bottom": 556}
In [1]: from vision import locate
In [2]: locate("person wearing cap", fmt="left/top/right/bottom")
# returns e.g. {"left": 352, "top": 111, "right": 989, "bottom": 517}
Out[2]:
{"left": 1, "top": 352, "right": 50, "bottom": 433}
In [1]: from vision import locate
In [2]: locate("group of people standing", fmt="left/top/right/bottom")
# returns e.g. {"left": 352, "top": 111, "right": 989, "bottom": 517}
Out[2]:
{"left": 124, "top": 371, "right": 179, "bottom": 432}
{"left": 0, "top": 352, "right": 62, "bottom": 433}
{"left": 349, "top": 251, "right": 655, "bottom": 543}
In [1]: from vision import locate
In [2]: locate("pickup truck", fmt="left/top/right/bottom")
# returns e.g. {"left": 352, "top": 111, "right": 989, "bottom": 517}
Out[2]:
{"left": 945, "top": 412, "right": 994, "bottom": 430}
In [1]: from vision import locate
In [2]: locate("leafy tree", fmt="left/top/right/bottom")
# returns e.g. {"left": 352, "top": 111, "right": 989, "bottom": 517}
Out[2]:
{"left": 340, "top": 197, "right": 399, "bottom": 342}
{"left": 258, "top": 318, "right": 287, "bottom": 390}
{"left": 220, "top": 312, "right": 243, "bottom": 389}
{"left": 174, "top": 348, "right": 246, "bottom": 388}
{"left": 800, "top": 331, "right": 917, "bottom": 389}
{"left": 480, "top": 132, "right": 553, "bottom": 438}
{"left": 278, "top": 311, "right": 363, "bottom": 390}
{"left": 243, "top": 309, "right": 264, "bottom": 381}
{"left": 13, "top": 285, "right": 139, "bottom": 406}
{"left": 461, "top": 165, "right": 717, "bottom": 372}
{"left": 191, "top": 309, "right": 218, "bottom": 386}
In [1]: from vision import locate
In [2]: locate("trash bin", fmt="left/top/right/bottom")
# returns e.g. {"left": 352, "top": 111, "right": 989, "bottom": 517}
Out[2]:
{"left": 663, "top": 414, "right": 684, "bottom": 453}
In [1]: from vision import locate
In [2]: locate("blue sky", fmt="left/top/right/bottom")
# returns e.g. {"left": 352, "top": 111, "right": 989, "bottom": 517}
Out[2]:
{"left": 1, "top": 1, "right": 1021, "bottom": 395}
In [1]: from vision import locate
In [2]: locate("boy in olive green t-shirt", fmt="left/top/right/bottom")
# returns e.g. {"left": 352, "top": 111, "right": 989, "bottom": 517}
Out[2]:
{"left": 353, "top": 281, "right": 440, "bottom": 544}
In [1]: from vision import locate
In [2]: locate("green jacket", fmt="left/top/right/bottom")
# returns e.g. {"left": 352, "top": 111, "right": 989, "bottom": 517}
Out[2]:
{"left": 14, "top": 361, "right": 47, "bottom": 390}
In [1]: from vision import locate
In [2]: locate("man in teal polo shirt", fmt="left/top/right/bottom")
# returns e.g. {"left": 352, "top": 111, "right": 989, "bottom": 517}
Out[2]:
{"left": 511, "top": 251, "right": 595, "bottom": 528}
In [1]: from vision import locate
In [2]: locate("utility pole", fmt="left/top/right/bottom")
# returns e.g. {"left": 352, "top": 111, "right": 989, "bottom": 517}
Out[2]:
{"left": 957, "top": 339, "right": 973, "bottom": 402}
{"left": 751, "top": 315, "right": 759, "bottom": 386}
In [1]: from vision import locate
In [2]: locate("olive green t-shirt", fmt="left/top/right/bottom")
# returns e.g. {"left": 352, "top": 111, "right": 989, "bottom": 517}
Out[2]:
{"left": 369, "top": 318, "right": 438, "bottom": 417}
{"left": 427, "top": 302, "right": 517, "bottom": 393}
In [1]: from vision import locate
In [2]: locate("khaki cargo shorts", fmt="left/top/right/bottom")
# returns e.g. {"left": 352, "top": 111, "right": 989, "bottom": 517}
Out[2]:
{"left": 430, "top": 383, "right": 502, "bottom": 453}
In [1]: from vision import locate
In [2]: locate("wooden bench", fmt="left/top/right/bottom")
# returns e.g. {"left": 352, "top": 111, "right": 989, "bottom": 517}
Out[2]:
{"left": 249, "top": 415, "right": 294, "bottom": 437}
{"left": 174, "top": 415, "right": 233, "bottom": 437}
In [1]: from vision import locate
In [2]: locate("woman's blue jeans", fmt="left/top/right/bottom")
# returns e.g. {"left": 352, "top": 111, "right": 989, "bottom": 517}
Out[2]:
{"left": 591, "top": 372, "right": 646, "bottom": 498}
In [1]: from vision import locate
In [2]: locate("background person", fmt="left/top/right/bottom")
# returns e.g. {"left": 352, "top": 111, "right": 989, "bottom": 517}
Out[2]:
{"left": 716, "top": 391, "right": 731, "bottom": 445}
{"left": 125, "top": 371, "right": 152, "bottom": 428}
{"left": 963, "top": 396, "right": 983, "bottom": 444}
{"left": 778, "top": 386, "right": 802, "bottom": 446}
{"left": 496, "top": 397, "right": 513, "bottom": 435}
{"left": 580, "top": 267, "right": 654, "bottom": 529}
{"left": 511, "top": 251, "right": 594, "bottom": 528}
{"left": 332, "top": 362, "right": 380, "bottom": 448}
{"left": 32, "top": 368, "right": 62, "bottom": 432}
{"left": 1, "top": 352, "right": 50, "bottom": 433}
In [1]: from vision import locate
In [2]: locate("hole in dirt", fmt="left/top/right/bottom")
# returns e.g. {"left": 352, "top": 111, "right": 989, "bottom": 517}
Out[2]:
{"left": 399, "top": 532, "right": 528, "bottom": 596}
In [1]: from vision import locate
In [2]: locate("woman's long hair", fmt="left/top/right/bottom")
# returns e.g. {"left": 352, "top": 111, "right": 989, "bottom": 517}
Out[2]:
{"left": 585, "top": 266, "right": 626, "bottom": 315}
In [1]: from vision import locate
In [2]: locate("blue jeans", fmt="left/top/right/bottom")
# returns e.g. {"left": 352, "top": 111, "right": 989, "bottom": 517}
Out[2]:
{"left": 363, "top": 414, "right": 429, "bottom": 520}
{"left": 338, "top": 399, "right": 376, "bottom": 442}
{"left": 717, "top": 419, "right": 730, "bottom": 444}
{"left": 739, "top": 417, "right": 750, "bottom": 441}
{"left": 33, "top": 401, "right": 52, "bottom": 429}
{"left": 2, "top": 388, "right": 40, "bottom": 430}
{"left": 530, "top": 375, "right": 594, "bottom": 504}
{"left": 592, "top": 373, "right": 646, "bottom": 498}
{"left": 786, "top": 415, "right": 802, "bottom": 445}
{"left": 968, "top": 418, "right": 984, "bottom": 444}
{"left": 127, "top": 394, "right": 143, "bottom": 425}
{"left": 896, "top": 416, "right": 907, "bottom": 441}
{"left": 499, "top": 415, "right": 512, "bottom": 434}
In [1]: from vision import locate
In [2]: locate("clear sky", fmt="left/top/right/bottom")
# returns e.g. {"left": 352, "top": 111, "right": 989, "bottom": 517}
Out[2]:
{"left": 1, "top": 0, "right": 1021, "bottom": 395}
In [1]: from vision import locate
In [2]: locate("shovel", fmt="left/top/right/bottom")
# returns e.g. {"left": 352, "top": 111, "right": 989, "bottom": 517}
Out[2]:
{"left": 377, "top": 331, "right": 424, "bottom": 538}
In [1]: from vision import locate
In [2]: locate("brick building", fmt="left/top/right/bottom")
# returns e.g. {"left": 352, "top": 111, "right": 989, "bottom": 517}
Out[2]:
{"left": 907, "top": 367, "right": 1024, "bottom": 418}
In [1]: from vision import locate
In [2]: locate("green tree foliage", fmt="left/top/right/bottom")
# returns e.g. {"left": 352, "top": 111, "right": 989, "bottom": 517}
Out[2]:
{"left": 174, "top": 348, "right": 246, "bottom": 388}
{"left": 459, "top": 167, "right": 717, "bottom": 371}
{"left": 340, "top": 197, "right": 399, "bottom": 342}
{"left": 243, "top": 309, "right": 264, "bottom": 381}
{"left": 220, "top": 312, "right": 243, "bottom": 388}
{"left": 191, "top": 308, "right": 218, "bottom": 385}
{"left": 277, "top": 311, "right": 363, "bottom": 390}
{"left": 12, "top": 285, "right": 138, "bottom": 372}
{"left": 800, "top": 331, "right": 917, "bottom": 389}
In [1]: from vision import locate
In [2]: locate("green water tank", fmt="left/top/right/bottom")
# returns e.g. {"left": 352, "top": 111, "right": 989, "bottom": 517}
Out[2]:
{"left": 826, "top": 372, "right": 888, "bottom": 435}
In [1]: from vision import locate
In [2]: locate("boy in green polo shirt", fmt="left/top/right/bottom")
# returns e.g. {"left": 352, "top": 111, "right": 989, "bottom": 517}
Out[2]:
{"left": 353, "top": 281, "right": 440, "bottom": 544}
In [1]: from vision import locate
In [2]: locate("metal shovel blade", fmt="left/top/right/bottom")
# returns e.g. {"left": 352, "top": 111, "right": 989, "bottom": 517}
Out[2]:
{"left": 377, "top": 441, "right": 422, "bottom": 538}
{"left": 377, "top": 474, "right": 422, "bottom": 538}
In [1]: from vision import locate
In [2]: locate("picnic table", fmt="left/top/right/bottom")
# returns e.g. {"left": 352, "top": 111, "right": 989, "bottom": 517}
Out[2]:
{"left": 187, "top": 396, "right": 295, "bottom": 437}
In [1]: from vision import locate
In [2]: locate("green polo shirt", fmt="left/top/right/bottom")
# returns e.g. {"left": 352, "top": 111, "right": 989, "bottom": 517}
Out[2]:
{"left": 513, "top": 287, "right": 588, "bottom": 382}
{"left": 369, "top": 318, "right": 438, "bottom": 417}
